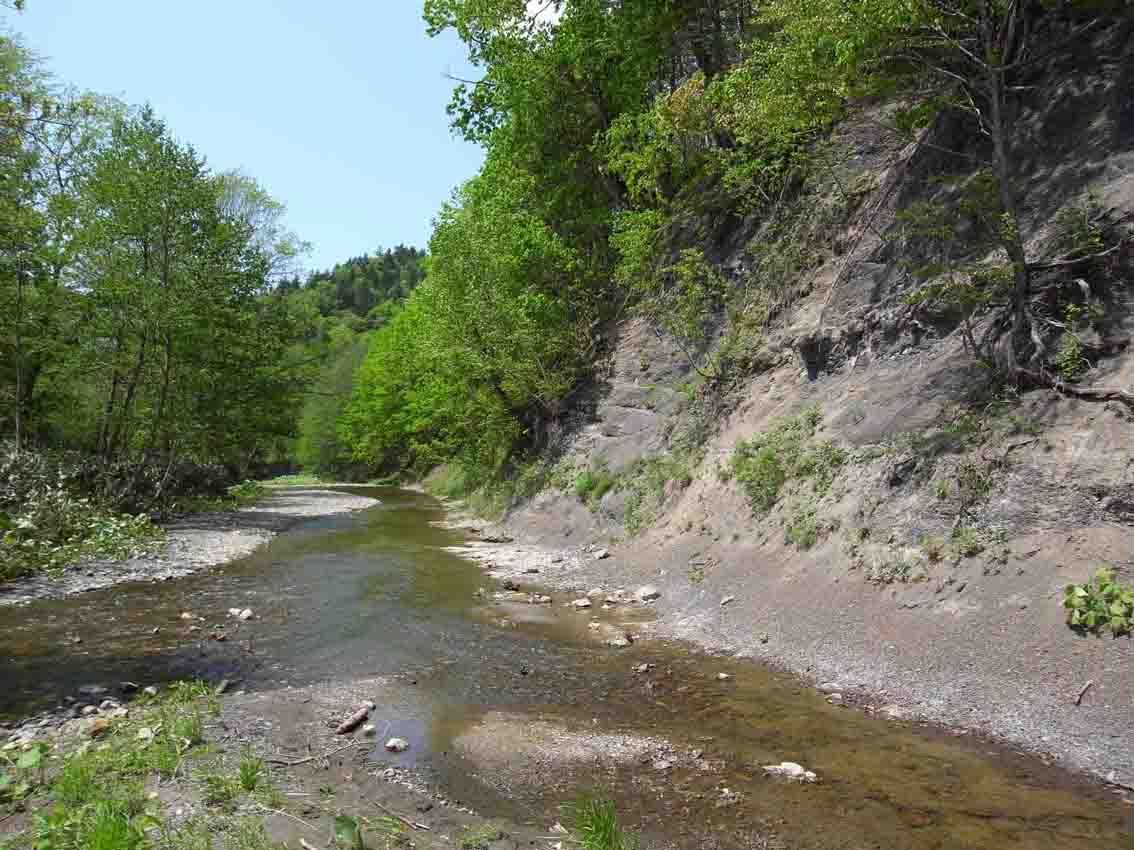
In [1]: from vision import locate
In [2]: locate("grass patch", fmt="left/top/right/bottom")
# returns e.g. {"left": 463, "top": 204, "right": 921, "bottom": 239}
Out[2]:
{"left": 622, "top": 451, "right": 698, "bottom": 535}
{"left": 575, "top": 465, "right": 620, "bottom": 507}
{"left": 571, "top": 799, "right": 638, "bottom": 850}
{"left": 459, "top": 824, "right": 504, "bottom": 850}
{"left": 260, "top": 472, "right": 324, "bottom": 486}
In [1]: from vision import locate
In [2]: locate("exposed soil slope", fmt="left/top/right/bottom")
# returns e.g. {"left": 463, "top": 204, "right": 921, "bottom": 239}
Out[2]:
{"left": 474, "top": 27, "right": 1134, "bottom": 790}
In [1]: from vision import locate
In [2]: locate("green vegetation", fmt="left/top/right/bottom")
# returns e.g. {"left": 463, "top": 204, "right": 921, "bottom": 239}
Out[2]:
{"left": 1064, "top": 568, "right": 1134, "bottom": 636}
{"left": 724, "top": 407, "right": 845, "bottom": 518}
{"left": 575, "top": 466, "right": 619, "bottom": 507}
{"left": 571, "top": 798, "right": 638, "bottom": 850}
{"left": 623, "top": 451, "right": 698, "bottom": 535}
{"left": 458, "top": 824, "right": 504, "bottom": 850}
{"left": 0, "top": 683, "right": 302, "bottom": 850}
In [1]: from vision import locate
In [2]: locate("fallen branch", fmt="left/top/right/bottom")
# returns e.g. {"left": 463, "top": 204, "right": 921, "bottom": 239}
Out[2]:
{"left": 300, "top": 840, "right": 324, "bottom": 850}
{"left": 267, "top": 741, "right": 358, "bottom": 767}
{"left": 372, "top": 799, "right": 432, "bottom": 831}
{"left": 335, "top": 702, "right": 375, "bottom": 735}
{"left": 256, "top": 805, "right": 317, "bottom": 831}
{"left": 1075, "top": 680, "right": 1094, "bottom": 706}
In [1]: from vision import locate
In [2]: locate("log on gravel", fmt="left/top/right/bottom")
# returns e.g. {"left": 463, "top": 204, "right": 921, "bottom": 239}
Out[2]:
{"left": 335, "top": 702, "right": 376, "bottom": 735}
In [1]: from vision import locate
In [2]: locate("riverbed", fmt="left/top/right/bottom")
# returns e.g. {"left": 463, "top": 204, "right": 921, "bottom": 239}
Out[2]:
{"left": 1, "top": 487, "right": 1131, "bottom": 849}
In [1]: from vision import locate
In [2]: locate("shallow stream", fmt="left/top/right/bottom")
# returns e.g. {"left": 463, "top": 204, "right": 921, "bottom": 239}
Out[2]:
{"left": 1, "top": 488, "right": 1131, "bottom": 848}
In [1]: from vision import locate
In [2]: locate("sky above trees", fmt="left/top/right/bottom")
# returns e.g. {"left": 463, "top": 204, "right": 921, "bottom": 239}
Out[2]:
{"left": 11, "top": 0, "right": 484, "bottom": 271}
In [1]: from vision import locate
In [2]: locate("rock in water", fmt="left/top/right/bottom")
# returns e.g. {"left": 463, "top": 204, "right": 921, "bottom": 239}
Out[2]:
{"left": 571, "top": 598, "right": 592, "bottom": 610}
{"left": 238, "top": 608, "right": 254, "bottom": 621}
{"left": 636, "top": 585, "right": 661, "bottom": 602}
{"left": 763, "top": 762, "right": 818, "bottom": 783}
{"left": 385, "top": 737, "right": 409, "bottom": 753}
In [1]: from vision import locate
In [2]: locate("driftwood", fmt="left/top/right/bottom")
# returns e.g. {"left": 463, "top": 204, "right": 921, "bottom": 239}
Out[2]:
{"left": 335, "top": 702, "right": 375, "bottom": 735}
{"left": 371, "top": 799, "right": 432, "bottom": 831}
{"left": 1075, "top": 680, "right": 1094, "bottom": 706}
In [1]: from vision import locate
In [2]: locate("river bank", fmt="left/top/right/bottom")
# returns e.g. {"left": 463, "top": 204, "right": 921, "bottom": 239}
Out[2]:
{"left": 437, "top": 499, "right": 1134, "bottom": 796}
{"left": 0, "top": 487, "right": 377, "bottom": 607}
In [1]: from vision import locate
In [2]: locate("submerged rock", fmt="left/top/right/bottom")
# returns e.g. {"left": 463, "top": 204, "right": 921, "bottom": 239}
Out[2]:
{"left": 763, "top": 761, "right": 818, "bottom": 783}
{"left": 385, "top": 737, "right": 410, "bottom": 753}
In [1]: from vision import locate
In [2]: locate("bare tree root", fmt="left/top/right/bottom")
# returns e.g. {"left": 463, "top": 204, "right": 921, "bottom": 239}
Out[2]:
{"left": 1015, "top": 368, "right": 1134, "bottom": 409}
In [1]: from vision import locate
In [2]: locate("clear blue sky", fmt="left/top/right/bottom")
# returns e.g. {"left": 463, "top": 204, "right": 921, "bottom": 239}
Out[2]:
{"left": 10, "top": 1, "right": 484, "bottom": 272}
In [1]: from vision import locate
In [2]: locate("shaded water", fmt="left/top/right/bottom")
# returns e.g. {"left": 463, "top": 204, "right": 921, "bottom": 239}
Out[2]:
{"left": 1, "top": 488, "right": 1131, "bottom": 848}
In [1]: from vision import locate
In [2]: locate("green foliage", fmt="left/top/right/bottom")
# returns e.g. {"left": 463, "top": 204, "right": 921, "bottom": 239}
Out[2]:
{"left": 575, "top": 466, "right": 618, "bottom": 506}
{"left": 785, "top": 502, "right": 822, "bottom": 550}
{"left": 238, "top": 747, "right": 264, "bottom": 794}
{"left": 570, "top": 799, "right": 638, "bottom": 850}
{"left": 458, "top": 824, "right": 502, "bottom": 850}
{"left": 7, "top": 684, "right": 221, "bottom": 850}
{"left": 344, "top": 162, "right": 594, "bottom": 485}
{"left": 0, "top": 447, "right": 163, "bottom": 580}
{"left": 622, "top": 451, "right": 697, "bottom": 535}
{"left": 334, "top": 814, "right": 366, "bottom": 850}
{"left": 1064, "top": 568, "right": 1134, "bottom": 636}
{"left": 725, "top": 407, "right": 844, "bottom": 514}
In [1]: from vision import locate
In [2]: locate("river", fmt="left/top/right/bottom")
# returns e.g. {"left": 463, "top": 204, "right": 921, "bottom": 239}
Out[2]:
{"left": 1, "top": 487, "right": 1130, "bottom": 848}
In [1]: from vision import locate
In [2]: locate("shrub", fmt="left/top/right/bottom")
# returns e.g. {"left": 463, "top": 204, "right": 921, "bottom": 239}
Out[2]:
{"left": 725, "top": 407, "right": 844, "bottom": 514}
{"left": 1064, "top": 568, "right": 1134, "bottom": 635}
{"left": 575, "top": 466, "right": 619, "bottom": 506}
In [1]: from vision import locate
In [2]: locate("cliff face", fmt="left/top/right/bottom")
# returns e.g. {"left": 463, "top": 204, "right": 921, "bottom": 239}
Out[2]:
{"left": 496, "top": 25, "right": 1134, "bottom": 786}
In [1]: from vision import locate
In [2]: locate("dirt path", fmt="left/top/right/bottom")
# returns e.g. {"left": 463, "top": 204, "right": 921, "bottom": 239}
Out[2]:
{"left": 0, "top": 487, "right": 378, "bottom": 607}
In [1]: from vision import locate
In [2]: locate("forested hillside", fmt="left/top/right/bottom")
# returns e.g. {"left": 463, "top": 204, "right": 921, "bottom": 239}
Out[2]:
{"left": 0, "top": 21, "right": 423, "bottom": 577}
{"left": 285, "top": 247, "right": 426, "bottom": 477}
{"left": 341, "top": 1, "right": 1134, "bottom": 510}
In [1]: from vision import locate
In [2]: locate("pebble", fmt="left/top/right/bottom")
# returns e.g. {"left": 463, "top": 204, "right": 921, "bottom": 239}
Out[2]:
{"left": 571, "top": 598, "right": 592, "bottom": 610}
{"left": 636, "top": 585, "right": 661, "bottom": 602}
{"left": 593, "top": 549, "right": 611, "bottom": 560}
{"left": 238, "top": 608, "right": 254, "bottom": 621}
{"left": 586, "top": 587, "right": 605, "bottom": 600}
{"left": 717, "top": 673, "right": 732, "bottom": 681}
{"left": 142, "top": 686, "right": 159, "bottom": 697}
{"left": 605, "top": 638, "right": 631, "bottom": 648}
{"left": 81, "top": 705, "right": 99, "bottom": 717}
{"left": 362, "top": 724, "right": 377, "bottom": 737}
{"left": 632, "top": 663, "right": 654, "bottom": 674}
{"left": 818, "top": 682, "right": 842, "bottom": 694}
